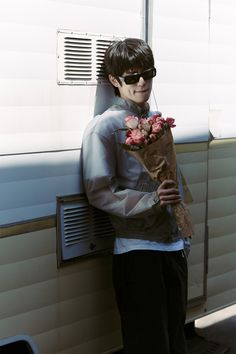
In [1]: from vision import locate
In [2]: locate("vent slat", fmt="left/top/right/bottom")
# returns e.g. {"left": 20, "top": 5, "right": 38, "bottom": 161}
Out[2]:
{"left": 64, "top": 77, "right": 92, "bottom": 81}
{"left": 64, "top": 210, "right": 88, "bottom": 220}
{"left": 65, "top": 232, "right": 89, "bottom": 239}
{"left": 65, "top": 234, "right": 89, "bottom": 242}
{"left": 64, "top": 218, "right": 89, "bottom": 225}
{"left": 64, "top": 223, "right": 89, "bottom": 230}
{"left": 64, "top": 208, "right": 88, "bottom": 213}
{"left": 64, "top": 63, "right": 91, "bottom": 66}
{"left": 65, "top": 236, "right": 89, "bottom": 242}
{"left": 65, "top": 70, "right": 92, "bottom": 74}
{"left": 65, "top": 237, "right": 89, "bottom": 246}
{"left": 65, "top": 50, "right": 92, "bottom": 54}
{"left": 64, "top": 209, "right": 89, "bottom": 213}
{"left": 65, "top": 64, "right": 92, "bottom": 68}
{"left": 64, "top": 224, "right": 89, "bottom": 232}
{"left": 64, "top": 42, "right": 91, "bottom": 44}
{"left": 64, "top": 225, "right": 89, "bottom": 233}
{"left": 64, "top": 54, "right": 91, "bottom": 59}
{"left": 64, "top": 220, "right": 89, "bottom": 226}
{"left": 64, "top": 53, "right": 92, "bottom": 57}
{"left": 64, "top": 218, "right": 90, "bottom": 223}
{"left": 65, "top": 46, "right": 92, "bottom": 50}
{"left": 64, "top": 74, "right": 92, "bottom": 78}
{"left": 65, "top": 36, "right": 92, "bottom": 41}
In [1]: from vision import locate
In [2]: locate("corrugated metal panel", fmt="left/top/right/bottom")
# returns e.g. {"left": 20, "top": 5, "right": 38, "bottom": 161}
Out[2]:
{"left": 0, "top": 229, "right": 122, "bottom": 354}
{"left": 151, "top": 0, "right": 209, "bottom": 143}
{"left": 209, "top": 1, "right": 236, "bottom": 139}
{"left": 176, "top": 144, "right": 208, "bottom": 304}
{"left": 0, "top": 0, "right": 142, "bottom": 155}
{"left": 0, "top": 151, "right": 82, "bottom": 225}
{"left": 207, "top": 139, "right": 236, "bottom": 311}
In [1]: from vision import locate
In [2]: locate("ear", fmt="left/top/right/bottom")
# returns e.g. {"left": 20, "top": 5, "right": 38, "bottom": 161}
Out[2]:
{"left": 108, "top": 74, "right": 120, "bottom": 87}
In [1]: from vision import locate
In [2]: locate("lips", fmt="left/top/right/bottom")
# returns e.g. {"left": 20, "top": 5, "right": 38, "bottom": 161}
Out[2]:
{"left": 135, "top": 89, "right": 148, "bottom": 93}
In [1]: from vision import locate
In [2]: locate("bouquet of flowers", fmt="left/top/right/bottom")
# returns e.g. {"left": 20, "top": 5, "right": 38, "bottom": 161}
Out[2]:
{"left": 121, "top": 113, "right": 194, "bottom": 238}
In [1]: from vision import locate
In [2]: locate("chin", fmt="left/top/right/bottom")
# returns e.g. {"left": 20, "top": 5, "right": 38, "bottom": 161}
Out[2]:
{"left": 136, "top": 96, "right": 150, "bottom": 104}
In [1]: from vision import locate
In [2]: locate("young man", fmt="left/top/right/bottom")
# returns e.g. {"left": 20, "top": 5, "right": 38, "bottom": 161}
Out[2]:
{"left": 81, "top": 38, "right": 189, "bottom": 354}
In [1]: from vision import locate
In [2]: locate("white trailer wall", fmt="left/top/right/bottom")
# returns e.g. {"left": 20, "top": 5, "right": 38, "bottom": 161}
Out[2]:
{"left": 0, "top": 0, "right": 143, "bottom": 224}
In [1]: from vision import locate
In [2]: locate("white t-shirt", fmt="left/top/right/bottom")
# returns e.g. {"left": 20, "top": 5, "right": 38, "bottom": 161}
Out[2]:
{"left": 114, "top": 237, "right": 184, "bottom": 254}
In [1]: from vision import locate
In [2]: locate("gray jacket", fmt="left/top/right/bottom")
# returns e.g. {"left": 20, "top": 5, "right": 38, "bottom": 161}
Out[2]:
{"left": 81, "top": 98, "right": 180, "bottom": 243}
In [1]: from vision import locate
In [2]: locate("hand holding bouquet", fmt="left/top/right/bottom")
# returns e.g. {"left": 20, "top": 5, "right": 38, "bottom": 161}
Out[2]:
{"left": 120, "top": 113, "right": 194, "bottom": 238}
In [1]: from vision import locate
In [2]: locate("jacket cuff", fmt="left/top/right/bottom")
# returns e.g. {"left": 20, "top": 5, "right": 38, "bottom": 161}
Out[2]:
{"left": 153, "top": 192, "right": 160, "bottom": 205}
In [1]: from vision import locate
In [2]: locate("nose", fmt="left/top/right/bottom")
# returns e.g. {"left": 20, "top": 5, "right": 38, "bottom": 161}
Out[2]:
{"left": 137, "top": 76, "right": 145, "bottom": 85}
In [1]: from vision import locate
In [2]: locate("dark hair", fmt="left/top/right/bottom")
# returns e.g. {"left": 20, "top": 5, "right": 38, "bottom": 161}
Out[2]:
{"left": 104, "top": 38, "right": 155, "bottom": 95}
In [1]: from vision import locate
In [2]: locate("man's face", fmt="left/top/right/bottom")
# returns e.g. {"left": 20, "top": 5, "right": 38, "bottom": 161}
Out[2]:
{"left": 110, "top": 68, "right": 154, "bottom": 106}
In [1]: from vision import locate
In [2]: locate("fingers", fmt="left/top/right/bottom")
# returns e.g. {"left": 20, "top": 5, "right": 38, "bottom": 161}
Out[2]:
{"left": 157, "top": 179, "right": 182, "bottom": 207}
{"left": 159, "top": 179, "right": 178, "bottom": 188}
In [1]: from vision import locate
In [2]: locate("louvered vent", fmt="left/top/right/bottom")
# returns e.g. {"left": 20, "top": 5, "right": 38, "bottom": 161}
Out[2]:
{"left": 56, "top": 194, "right": 115, "bottom": 265}
{"left": 57, "top": 30, "right": 119, "bottom": 85}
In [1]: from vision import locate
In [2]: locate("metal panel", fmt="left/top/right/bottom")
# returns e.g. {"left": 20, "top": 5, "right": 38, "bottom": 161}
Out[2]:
{"left": 0, "top": 151, "right": 82, "bottom": 225}
{"left": 151, "top": 0, "right": 209, "bottom": 143}
{"left": 176, "top": 143, "right": 208, "bottom": 305}
{"left": 0, "top": 0, "right": 143, "bottom": 155}
{"left": 207, "top": 139, "right": 236, "bottom": 311}
{"left": 209, "top": 1, "right": 236, "bottom": 139}
{"left": 0, "top": 229, "right": 122, "bottom": 354}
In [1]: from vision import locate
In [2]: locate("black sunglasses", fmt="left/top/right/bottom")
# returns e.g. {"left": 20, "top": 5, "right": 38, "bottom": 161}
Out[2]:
{"left": 118, "top": 67, "right": 156, "bottom": 85}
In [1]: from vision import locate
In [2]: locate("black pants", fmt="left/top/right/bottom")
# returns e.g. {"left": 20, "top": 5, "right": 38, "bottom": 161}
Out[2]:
{"left": 112, "top": 250, "right": 188, "bottom": 354}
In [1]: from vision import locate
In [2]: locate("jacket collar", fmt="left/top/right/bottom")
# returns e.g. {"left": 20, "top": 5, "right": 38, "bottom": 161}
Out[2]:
{"left": 115, "top": 97, "right": 150, "bottom": 117}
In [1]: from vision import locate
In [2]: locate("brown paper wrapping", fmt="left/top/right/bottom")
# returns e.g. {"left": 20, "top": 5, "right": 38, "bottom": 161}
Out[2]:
{"left": 129, "top": 129, "right": 194, "bottom": 237}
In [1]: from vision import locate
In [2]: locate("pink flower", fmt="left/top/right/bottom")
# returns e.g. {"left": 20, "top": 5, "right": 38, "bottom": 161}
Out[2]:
{"left": 152, "top": 122, "right": 163, "bottom": 134}
{"left": 125, "top": 136, "right": 134, "bottom": 145}
{"left": 156, "top": 117, "right": 165, "bottom": 124}
{"left": 129, "top": 128, "right": 146, "bottom": 145}
{"left": 138, "top": 118, "right": 151, "bottom": 132}
{"left": 149, "top": 133, "right": 157, "bottom": 142}
{"left": 166, "top": 117, "right": 176, "bottom": 128}
{"left": 147, "top": 117, "right": 155, "bottom": 125}
{"left": 151, "top": 113, "right": 162, "bottom": 120}
{"left": 125, "top": 115, "right": 139, "bottom": 129}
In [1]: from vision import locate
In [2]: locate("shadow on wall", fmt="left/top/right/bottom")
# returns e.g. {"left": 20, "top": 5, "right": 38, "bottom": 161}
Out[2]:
{"left": 94, "top": 82, "right": 116, "bottom": 117}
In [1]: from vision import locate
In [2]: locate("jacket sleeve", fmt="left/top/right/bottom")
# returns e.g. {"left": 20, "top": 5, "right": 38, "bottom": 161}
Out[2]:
{"left": 81, "top": 131, "right": 162, "bottom": 219}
